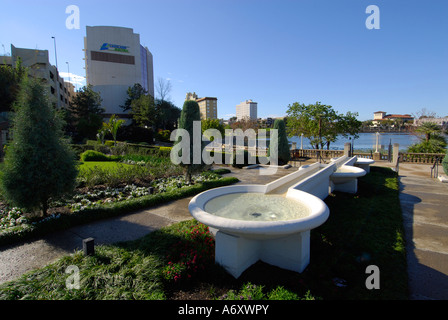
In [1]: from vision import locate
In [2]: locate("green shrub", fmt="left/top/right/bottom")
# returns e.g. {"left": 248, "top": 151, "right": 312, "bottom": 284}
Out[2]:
{"left": 104, "top": 140, "right": 115, "bottom": 147}
{"left": 443, "top": 152, "right": 448, "bottom": 175}
{"left": 80, "top": 150, "right": 110, "bottom": 162}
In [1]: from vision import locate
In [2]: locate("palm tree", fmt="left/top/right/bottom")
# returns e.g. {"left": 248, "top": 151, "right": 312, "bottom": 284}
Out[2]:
{"left": 416, "top": 122, "right": 441, "bottom": 142}
{"left": 105, "top": 114, "right": 125, "bottom": 146}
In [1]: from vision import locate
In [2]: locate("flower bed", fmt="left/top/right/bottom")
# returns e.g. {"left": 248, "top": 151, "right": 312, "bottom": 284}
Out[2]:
{"left": 0, "top": 207, "right": 30, "bottom": 234}
{"left": 0, "top": 171, "right": 239, "bottom": 246}
{"left": 162, "top": 222, "right": 215, "bottom": 282}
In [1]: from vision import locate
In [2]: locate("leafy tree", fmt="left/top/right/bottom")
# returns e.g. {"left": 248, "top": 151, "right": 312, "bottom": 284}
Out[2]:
{"left": 120, "top": 83, "right": 148, "bottom": 112}
{"left": 286, "top": 102, "right": 361, "bottom": 150}
{"left": 174, "top": 100, "right": 204, "bottom": 183}
{"left": 286, "top": 102, "right": 338, "bottom": 149}
{"left": 201, "top": 118, "right": 225, "bottom": 141}
{"left": 0, "top": 57, "right": 26, "bottom": 112}
{"left": 130, "top": 94, "right": 157, "bottom": 128}
{"left": 230, "top": 118, "right": 259, "bottom": 131}
{"left": 269, "top": 119, "right": 290, "bottom": 165}
{"left": 67, "top": 85, "right": 104, "bottom": 141}
{"left": 155, "top": 99, "right": 181, "bottom": 131}
{"left": 0, "top": 78, "right": 78, "bottom": 216}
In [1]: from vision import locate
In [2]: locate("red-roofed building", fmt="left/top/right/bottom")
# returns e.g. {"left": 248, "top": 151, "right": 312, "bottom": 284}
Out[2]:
{"left": 372, "top": 111, "right": 413, "bottom": 126}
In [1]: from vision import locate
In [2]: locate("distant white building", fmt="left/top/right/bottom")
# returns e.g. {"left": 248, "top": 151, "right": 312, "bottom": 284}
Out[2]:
{"left": 414, "top": 117, "right": 448, "bottom": 127}
{"left": 84, "top": 26, "right": 154, "bottom": 120}
{"left": 236, "top": 99, "right": 257, "bottom": 121}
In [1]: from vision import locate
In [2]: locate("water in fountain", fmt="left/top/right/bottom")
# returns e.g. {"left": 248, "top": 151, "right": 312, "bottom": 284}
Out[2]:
{"left": 204, "top": 193, "right": 311, "bottom": 221}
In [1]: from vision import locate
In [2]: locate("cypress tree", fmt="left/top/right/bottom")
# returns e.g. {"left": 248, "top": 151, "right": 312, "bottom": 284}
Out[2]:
{"left": 269, "top": 119, "right": 290, "bottom": 165}
{"left": 0, "top": 78, "right": 78, "bottom": 216}
{"left": 175, "top": 100, "right": 204, "bottom": 183}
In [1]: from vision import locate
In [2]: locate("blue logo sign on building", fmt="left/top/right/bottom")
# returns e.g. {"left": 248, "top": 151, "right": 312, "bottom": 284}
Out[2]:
{"left": 100, "top": 43, "right": 130, "bottom": 53}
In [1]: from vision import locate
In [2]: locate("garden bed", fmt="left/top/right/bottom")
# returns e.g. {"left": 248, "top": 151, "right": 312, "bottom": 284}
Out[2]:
{"left": 0, "top": 155, "right": 237, "bottom": 247}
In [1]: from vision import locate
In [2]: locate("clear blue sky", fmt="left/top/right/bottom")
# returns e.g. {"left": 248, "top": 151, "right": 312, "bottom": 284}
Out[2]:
{"left": 1, "top": 0, "right": 447, "bottom": 121}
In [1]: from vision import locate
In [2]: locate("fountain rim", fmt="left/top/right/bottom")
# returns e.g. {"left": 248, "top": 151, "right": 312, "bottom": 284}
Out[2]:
{"left": 188, "top": 184, "right": 330, "bottom": 237}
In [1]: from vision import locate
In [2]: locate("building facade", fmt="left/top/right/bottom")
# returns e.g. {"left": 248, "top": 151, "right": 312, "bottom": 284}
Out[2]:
{"left": 236, "top": 99, "right": 257, "bottom": 121}
{"left": 372, "top": 111, "right": 413, "bottom": 125}
{"left": 185, "top": 92, "right": 218, "bottom": 120}
{"left": 84, "top": 26, "right": 154, "bottom": 119}
{"left": 1, "top": 44, "right": 74, "bottom": 109}
{"left": 414, "top": 117, "right": 448, "bottom": 128}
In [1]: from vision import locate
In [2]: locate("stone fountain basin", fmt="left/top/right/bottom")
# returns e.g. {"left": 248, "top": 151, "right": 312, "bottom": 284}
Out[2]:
{"left": 330, "top": 165, "right": 366, "bottom": 184}
{"left": 355, "top": 158, "right": 375, "bottom": 173}
{"left": 188, "top": 184, "right": 329, "bottom": 240}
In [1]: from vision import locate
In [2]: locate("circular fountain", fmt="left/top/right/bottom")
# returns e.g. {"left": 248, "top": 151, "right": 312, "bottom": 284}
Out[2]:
{"left": 188, "top": 184, "right": 329, "bottom": 277}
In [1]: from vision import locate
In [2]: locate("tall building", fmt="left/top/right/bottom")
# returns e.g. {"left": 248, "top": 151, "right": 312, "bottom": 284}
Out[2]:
{"left": 236, "top": 99, "right": 257, "bottom": 121}
{"left": 84, "top": 26, "right": 154, "bottom": 119}
{"left": 185, "top": 92, "right": 218, "bottom": 120}
{"left": 0, "top": 44, "right": 74, "bottom": 109}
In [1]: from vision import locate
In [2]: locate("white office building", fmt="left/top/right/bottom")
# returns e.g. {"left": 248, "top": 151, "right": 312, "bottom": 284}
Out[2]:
{"left": 236, "top": 99, "right": 257, "bottom": 121}
{"left": 84, "top": 26, "right": 154, "bottom": 118}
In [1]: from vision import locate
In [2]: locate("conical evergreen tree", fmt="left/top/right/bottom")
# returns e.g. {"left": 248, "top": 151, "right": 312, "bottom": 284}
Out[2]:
{"left": 268, "top": 119, "right": 290, "bottom": 165}
{"left": 175, "top": 100, "right": 204, "bottom": 183}
{"left": 0, "top": 78, "right": 78, "bottom": 216}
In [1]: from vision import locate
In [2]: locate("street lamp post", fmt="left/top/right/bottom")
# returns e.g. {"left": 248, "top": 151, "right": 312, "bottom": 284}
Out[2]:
{"left": 300, "top": 133, "right": 303, "bottom": 150}
{"left": 375, "top": 132, "right": 380, "bottom": 153}
{"left": 66, "top": 61, "right": 70, "bottom": 84}
{"left": 51, "top": 36, "right": 58, "bottom": 71}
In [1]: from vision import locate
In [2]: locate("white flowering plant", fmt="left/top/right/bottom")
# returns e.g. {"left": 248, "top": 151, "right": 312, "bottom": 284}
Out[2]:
{"left": 0, "top": 207, "right": 30, "bottom": 233}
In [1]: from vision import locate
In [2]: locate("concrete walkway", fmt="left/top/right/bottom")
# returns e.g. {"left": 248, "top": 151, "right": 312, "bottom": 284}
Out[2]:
{"left": 389, "top": 162, "right": 448, "bottom": 300}
{"left": 1, "top": 162, "right": 448, "bottom": 300}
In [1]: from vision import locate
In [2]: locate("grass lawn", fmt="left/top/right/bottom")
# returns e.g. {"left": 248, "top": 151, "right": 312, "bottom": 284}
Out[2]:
{"left": 0, "top": 166, "right": 408, "bottom": 300}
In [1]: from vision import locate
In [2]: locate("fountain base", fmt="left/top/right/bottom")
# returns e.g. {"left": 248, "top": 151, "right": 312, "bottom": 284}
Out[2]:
{"left": 215, "top": 230, "right": 310, "bottom": 278}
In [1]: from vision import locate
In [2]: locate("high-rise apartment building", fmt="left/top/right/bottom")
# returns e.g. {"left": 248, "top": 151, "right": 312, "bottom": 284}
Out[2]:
{"left": 185, "top": 92, "right": 218, "bottom": 120}
{"left": 84, "top": 26, "right": 154, "bottom": 119}
{"left": 0, "top": 44, "right": 74, "bottom": 109}
{"left": 236, "top": 99, "right": 257, "bottom": 121}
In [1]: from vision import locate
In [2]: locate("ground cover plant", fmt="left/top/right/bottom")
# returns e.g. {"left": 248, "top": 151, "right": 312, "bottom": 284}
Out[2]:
{"left": 0, "top": 166, "right": 408, "bottom": 300}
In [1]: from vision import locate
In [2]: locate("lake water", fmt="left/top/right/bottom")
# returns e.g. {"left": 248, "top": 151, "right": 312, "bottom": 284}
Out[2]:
{"left": 288, "top": 133, "right": 422, "bottom": 151}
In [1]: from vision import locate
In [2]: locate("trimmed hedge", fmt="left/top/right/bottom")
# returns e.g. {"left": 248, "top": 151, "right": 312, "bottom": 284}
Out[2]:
{"left": 0, "top": 176, "right": 239, "bottom": 247}
{"left": 80, "top": 150, "right": 111, "bottom": 162}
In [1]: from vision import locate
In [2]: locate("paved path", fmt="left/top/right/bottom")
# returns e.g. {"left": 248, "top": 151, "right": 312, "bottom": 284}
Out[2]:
{"left": 392, "top": 162, "right": 448, "bottom": 300}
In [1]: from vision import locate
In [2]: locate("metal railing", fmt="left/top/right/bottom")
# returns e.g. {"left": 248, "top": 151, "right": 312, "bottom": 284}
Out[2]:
{"left": 431, "top": 156, "right": 440, "bottom": 179}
